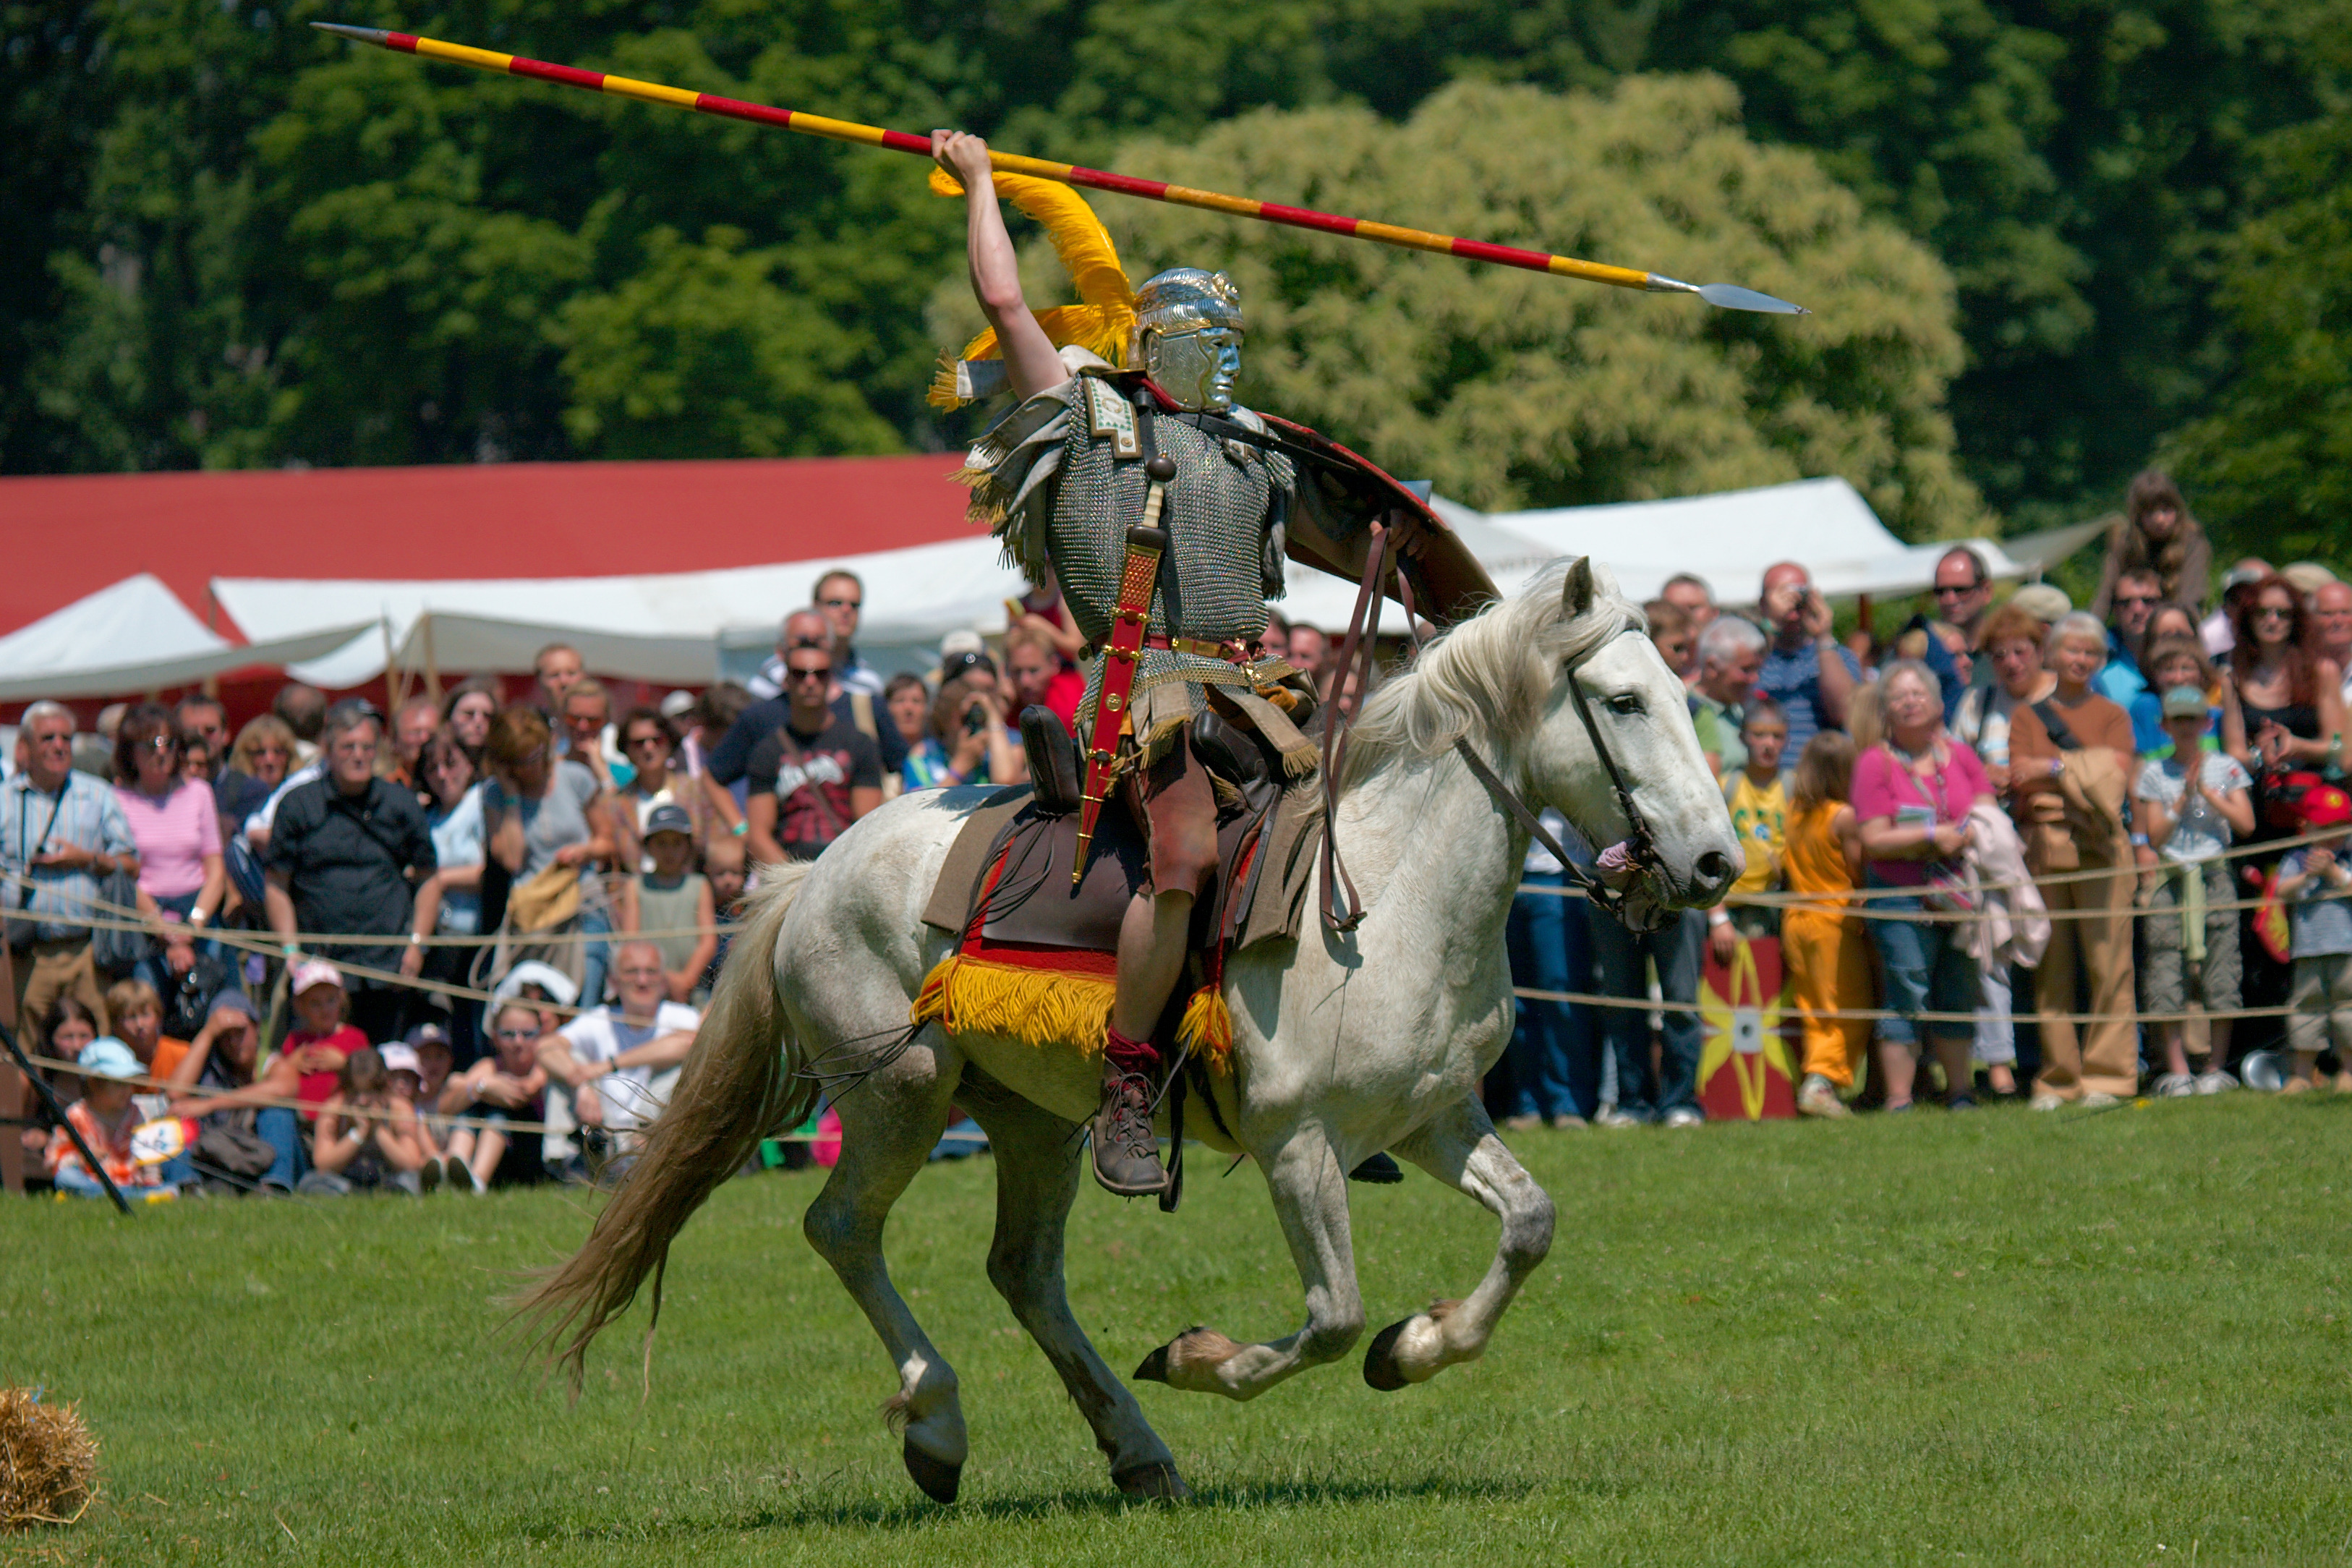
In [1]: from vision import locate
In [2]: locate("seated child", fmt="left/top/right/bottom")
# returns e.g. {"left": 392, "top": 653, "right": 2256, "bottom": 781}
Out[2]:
{"left": 439, "top": 1001, "right": 550, "bottom": 1193}
{"left": 304, "top": 1046, "right": 433, "bottom": 1196}
{"left": 48, "top": 1036, "right": 188, "bottom": 1200}
{"left": 2275, "top": 785, "right": 2352, "bottom": 1094}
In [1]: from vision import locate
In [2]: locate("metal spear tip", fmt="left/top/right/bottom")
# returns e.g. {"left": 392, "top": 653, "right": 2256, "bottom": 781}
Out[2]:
{"left": 1696, "top": 284, "right": 1809, "bottom": 315}
{"left": 1645, "top": 273, "right": 1810, "bottom": 315}
{"left": 310, "top": 21, "right": 393, "bottom": 44}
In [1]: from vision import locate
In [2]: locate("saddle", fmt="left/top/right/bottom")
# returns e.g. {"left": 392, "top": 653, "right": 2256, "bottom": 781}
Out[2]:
{"left": 914, "top": 707, "right": 1326, "bottom": 1073}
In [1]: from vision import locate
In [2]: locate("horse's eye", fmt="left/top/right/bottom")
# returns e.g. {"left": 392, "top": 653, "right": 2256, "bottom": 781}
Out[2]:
{"left": 1605, "top": 693, "right": 1644, "bottom": 716}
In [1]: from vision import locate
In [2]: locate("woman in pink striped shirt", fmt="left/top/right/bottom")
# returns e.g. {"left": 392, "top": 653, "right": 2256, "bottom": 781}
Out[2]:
{"left": 112, "top": 704, "right": 224, "bottom": 996}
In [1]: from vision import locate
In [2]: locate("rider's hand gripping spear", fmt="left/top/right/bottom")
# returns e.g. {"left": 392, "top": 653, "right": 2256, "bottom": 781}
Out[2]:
{"left": 312, "top": 22, "right": 1806, "bottom": 315}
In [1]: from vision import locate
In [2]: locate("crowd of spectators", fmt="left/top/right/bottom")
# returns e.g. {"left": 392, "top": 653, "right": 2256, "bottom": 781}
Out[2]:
{"left": 8, "top": 469, "right": 2351, "bottom": 1200}
{"left": 1498, "top": 467, "right": 2352, "bottom": 1130}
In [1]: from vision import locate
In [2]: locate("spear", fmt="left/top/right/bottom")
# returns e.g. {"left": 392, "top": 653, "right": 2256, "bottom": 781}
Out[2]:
{"left": 312, "top": 22, "right": 1808, "bottom": 314}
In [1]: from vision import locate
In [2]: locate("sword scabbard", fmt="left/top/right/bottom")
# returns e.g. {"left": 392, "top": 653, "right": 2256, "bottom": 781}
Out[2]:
{"left": 1074, "top": 506, "right": 1169, "bottom": 885}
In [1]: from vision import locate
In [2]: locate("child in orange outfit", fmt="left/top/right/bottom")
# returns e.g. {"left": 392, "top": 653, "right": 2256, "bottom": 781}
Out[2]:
{"left": 1779, "top": 731, "right": 1875, "bottom": 1117}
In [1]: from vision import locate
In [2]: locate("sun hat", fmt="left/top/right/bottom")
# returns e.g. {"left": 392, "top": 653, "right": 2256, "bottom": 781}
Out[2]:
{"left": 2008, "top": 584, "right": 2072, "bottom": 624}
{"left": 2281, "top": 561, "right": 2339, "bottom": 597}
{"left": 77, "top": 1037, "right": 143, "bottom": 1081}
{"left": 2300, "top": 785, "right": 2352, "bottom": 830}
{"left": 491, "top": 960, "right": 579, "bottom": 1009}
{"left": 2160, "top": 685, "right": 2208, "bottom": 720}
{"left": 289, "top": 958, "right": 344, "bottom": 996}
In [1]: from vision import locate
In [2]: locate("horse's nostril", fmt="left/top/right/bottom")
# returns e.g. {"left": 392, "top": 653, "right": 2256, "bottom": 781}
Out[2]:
{"left": 1695, "top": 850, "right": 1735, "bottom": 887}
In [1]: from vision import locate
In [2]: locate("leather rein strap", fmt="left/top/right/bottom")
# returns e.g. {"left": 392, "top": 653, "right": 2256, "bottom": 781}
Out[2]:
{"left": 1317, "top": 552, "right": 1656, "bottom": 929}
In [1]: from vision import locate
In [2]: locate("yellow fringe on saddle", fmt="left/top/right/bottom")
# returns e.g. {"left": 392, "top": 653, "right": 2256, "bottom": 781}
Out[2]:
{"left": 910, "top": 956, "right": 1235, "bottom": 1073}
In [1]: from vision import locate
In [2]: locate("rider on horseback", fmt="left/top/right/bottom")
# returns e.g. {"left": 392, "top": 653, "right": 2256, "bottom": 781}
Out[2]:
{"left": 935, "top": 129, "right": 1365, "bottom": 1199}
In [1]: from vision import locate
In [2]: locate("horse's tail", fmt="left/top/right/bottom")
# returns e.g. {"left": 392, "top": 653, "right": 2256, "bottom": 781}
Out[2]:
{"left": 514, "top": 861, "right": 820, "bottom": 1387}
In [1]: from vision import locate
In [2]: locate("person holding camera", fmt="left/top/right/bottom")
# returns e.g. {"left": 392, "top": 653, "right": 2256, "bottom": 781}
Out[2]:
{"left": 903, "top": 666, "right": 1028, "bottom": 791}
{"left": 1756, "top": 562, "right": 1863, "bottom": 763}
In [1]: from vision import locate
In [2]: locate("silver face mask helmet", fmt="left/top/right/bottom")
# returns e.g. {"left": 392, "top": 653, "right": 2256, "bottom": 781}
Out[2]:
{"left": 1129, "top": 268, "right": 1244, "bottom": 412}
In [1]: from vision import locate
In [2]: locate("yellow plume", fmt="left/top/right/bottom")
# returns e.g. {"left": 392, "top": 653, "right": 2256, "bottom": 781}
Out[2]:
{"left": 929, "top": 165, "right": 1137, "bottom": 408}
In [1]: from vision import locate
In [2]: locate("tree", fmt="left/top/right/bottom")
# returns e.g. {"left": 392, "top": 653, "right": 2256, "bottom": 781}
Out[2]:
{"left": 2165, "top": 112, "right": 2352, "bottom": 573}
{"left": 935, "top": 77, "right": 1987, "bottom": 539}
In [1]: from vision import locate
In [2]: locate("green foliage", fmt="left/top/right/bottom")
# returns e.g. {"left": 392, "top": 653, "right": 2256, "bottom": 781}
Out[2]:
{"left": 2164, "top": 110, "right": 2352, "bottom": 574}
{"left": 939, "top": 78, "right": 1985, "bottom": 537}
{"left": 9, "top": 1099, "right": 2352, "bottom": 1562}
{"left": 7, "top": 0, "right": 2351, "bottom": 525}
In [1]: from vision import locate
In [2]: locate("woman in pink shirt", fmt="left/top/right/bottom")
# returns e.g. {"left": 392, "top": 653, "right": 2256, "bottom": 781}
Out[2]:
{"left": 1851, "top": 660, "right": 1990, "bottom": 1111}
{"left": 112, "top": 704, "right": 224, "bottom": 994}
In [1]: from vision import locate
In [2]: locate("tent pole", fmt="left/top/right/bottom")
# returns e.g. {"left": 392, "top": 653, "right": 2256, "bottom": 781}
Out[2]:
{"left": 203, "top": 587, "right": 221, "bottom": 699}
{"left": 420, "top": 613, "right": 441, "bottom": 707}
{"left": 382, "top": 615, "right": 407, "bottom": 713}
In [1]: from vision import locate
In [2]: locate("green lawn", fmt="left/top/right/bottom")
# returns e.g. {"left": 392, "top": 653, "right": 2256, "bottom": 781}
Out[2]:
{"left": 7, "top": 1095, "right": 2352, "bottom": 1566}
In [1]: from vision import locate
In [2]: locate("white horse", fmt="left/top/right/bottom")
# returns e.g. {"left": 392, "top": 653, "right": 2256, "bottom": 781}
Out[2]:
{"left": 522, "top": 559, "right": 1739, "bottom": 1502}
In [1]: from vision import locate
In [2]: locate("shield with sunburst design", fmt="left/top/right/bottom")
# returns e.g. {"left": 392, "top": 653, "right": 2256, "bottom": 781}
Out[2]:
{"left": 1698, "top": 934, "right": 1797, "bottom": 1120}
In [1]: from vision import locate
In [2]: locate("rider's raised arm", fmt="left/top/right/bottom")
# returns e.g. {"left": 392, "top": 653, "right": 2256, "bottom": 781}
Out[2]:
{"left": 933, "top": 129, "right": 1066, "bottom": 404}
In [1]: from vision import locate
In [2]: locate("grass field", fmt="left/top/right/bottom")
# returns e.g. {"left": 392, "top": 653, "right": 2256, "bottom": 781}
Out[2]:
{"left": 8, "top": 1094, "right": 2352, "bottom": 1566}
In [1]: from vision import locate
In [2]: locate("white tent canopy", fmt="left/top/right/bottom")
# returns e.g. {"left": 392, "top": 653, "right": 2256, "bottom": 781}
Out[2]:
{"left": 203, "top": 476, "right": 2107, "bottom": 685}
{"left": 0, "top": 574, "right": 375, "bottom": 702}
{"left": 213, "top": 534, "right": 1029, "bottom": 689}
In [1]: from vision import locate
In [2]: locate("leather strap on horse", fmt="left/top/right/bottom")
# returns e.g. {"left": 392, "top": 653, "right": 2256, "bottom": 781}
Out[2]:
{"left": 1318, "top": 521, "right": 1394, "bottom": 932}
{"left": 1074, "top": 393, "right": 1175, "bottom": 887}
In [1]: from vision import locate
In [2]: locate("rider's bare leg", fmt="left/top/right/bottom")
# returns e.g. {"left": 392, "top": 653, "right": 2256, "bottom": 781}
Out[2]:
{"left": 960, "top": 1085, "right": 1187, "bottom": 1496}
{"left": 1133, "top": 1124, "right": 1365, "bottom": 1398}
{"left": 1112, "top": 889, "right": 1194, "bottom": 1041}
{"left": 803, "top": 1039, "right": 969, "bottom": 1501}
{"left": 1363, "top": 1096, "right": 1556, "bottom": 1389}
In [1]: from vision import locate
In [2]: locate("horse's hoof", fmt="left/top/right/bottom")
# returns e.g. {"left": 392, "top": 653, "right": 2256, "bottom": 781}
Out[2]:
{"left": 1362, "top": 1316, "right": 1413, "bottom": 1391}
{"left": 1133, "top": 1342, "right": 1172, "bottom": 1383}
{"left": 1112, "top": 1460, "right": 1191, "bottom": 1501}
{"left": 902, "top": 1439, "right": 963, "bottom": 1504}
{"left": 1348, "top": 1151, "right": 1403, "bottom": 1184}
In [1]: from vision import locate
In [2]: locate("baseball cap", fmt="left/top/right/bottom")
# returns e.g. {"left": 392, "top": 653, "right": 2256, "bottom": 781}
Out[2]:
{"left": 2301, "top": 785, "right": 2352, "bottom": 830}
{"left": 644, "top": 803, "right": 694, "bottom": 840}
{"left": 939, "top": 629, "right": 986, "bottom": 660}
{"left": 208, "top": 989, "right": 260, "bottom": 1022}
{"left": 289, "top": 958, "right": 344, "bottom": 996}
{"left": 78, "top": 1037, "right": 143, "bottom": 1081}
{"left": 378, "top": 1042, "right": 422, "bottom": 1078}
{"left": 2222, "top": 561, "right": 2272, "bottom": 593}
{"left": 492, "top": 960, "right": 579, "bottom": 1009}
{"left": 404, "top": 1021, "right": 451, "bottom": 1053}
{"left": 2008, "top": 584, "right": 2072, "bottom": 624}
{"left": 2160, "top": 685, "right": 2208, "bottom": 720}
{"left": 659, "top": 689, "right": 697, "bottom": 720}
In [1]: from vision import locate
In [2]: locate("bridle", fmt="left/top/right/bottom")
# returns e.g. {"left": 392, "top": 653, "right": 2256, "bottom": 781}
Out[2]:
{"left": 1318, "top": 532, "right": 1658, "bottom": 931}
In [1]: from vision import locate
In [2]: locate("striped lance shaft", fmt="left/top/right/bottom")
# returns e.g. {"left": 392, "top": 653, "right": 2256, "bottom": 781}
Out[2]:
{"left": 310, "top": 22, "right": 1805, "bottom": 312}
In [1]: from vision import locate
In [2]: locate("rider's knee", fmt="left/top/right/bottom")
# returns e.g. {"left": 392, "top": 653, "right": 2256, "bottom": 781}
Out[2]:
{"left": 1300, "top": 1303, "right": 1365, "bottom": 1363}
{"left": 1150, "top": 821, "right": 1218, "bottom": 899}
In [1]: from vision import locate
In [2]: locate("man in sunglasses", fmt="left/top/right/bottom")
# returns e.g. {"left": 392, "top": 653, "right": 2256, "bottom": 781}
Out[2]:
{"left": 704, "top": 610, "right": 908, "bottom": 841}
{"left": 1, "top": 701, "right": 138, "bottom": 1031}
{"left": 813, "top": 570, "right": 885, "bottom": 699}
{"left": 743, "top": 645, "right": 885, "bottom": 865}
{"left": 1930, "top": 546, "right": 1996, "bottom": 689}
{"left": 2095, "top": 566, "right": 2165, "bottom": 750}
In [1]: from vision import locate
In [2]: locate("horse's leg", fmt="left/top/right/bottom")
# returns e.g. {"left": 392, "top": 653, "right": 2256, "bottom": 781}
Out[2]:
{"left": 1363, "top": 1094, "right": 1555, "bottom": 1389}
{"left": 958, "top": 1087, "right": 1188, "bottom": 1499}
{"left": 801, "top": 1040, "right": 967, "bottom": 1502}
{"left": 1133, "top": 1126, "right": 1365, "bottom": 1400}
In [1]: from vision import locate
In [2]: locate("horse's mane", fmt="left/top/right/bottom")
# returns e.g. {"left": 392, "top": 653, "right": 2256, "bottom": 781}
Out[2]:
{"left": 1339, "top": 561, "right": 1645, "bottom": 790}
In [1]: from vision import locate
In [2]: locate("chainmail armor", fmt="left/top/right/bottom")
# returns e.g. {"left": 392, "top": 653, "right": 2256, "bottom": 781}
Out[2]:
{"left": 1049, "top": 401, "right": 1295, "bottom": 732}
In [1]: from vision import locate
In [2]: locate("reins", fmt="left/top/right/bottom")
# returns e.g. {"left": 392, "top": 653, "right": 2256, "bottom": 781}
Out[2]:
{"left": 1316, "top": 542, "right": 1658, "bottom": 932}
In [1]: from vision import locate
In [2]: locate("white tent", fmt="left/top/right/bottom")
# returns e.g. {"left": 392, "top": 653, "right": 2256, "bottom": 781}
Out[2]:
{"left": 0, "top": 574, "right": 375, "bottom": 703}
{"left": 213, "top": 534, "right": 1028, "bottom": 689}
{"left": 208, "top": 477, "right": 2108, "bottom": 678}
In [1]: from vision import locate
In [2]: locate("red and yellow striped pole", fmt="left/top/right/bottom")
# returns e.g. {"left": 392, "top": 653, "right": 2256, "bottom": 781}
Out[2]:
{"left": 313, "top": 23, "right": 1805, "bottom": 313}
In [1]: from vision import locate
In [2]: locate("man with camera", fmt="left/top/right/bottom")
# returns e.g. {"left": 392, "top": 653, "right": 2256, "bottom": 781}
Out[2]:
{"left": 1755, "top": 561, "right": 1862, "bottom": 762}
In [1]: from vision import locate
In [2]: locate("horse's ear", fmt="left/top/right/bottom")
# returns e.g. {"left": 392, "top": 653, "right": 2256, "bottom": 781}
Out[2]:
{"left": 1560, "top": 557, "right": 1596, "bottom": 620}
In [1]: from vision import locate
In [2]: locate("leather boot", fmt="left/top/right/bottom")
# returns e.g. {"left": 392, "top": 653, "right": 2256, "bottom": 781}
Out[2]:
{"left": 1092, "top": 1028, "right": 1167, "bottom": 1198}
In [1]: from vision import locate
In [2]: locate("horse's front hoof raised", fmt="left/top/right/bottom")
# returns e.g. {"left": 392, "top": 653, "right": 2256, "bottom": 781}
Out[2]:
{"left": 1112, "top": 1460, "right": 1191, "bottom": 1501}
{"left": 903, "top": 1439, "right": 963, "bottom": 1504}
{"left": 1361, "top": 1317, "right": 1413, "bottom": 1391}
